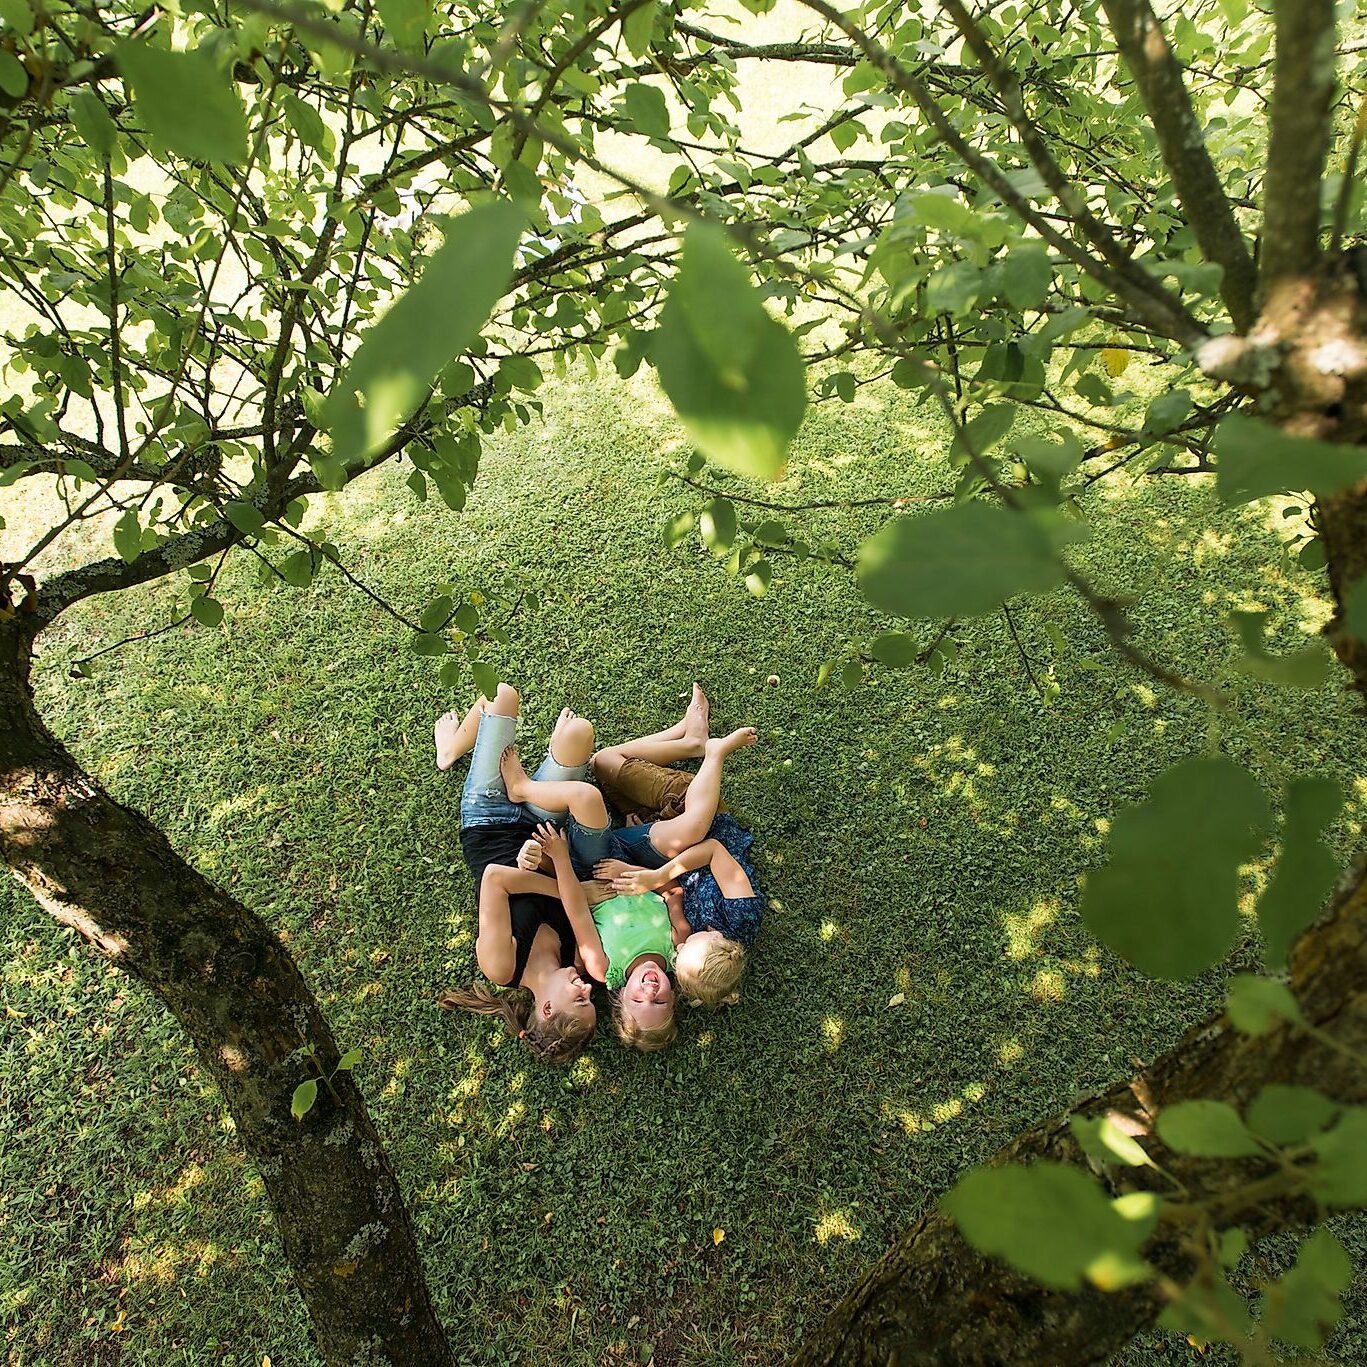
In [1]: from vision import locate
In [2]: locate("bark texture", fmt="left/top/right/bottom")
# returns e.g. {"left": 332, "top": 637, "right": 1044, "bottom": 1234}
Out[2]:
{"left": 793, "top": 855, "right": 1367, "bottom": 1367}
{"left": 0, "top": 616, "right": 454, "bottom": 1366}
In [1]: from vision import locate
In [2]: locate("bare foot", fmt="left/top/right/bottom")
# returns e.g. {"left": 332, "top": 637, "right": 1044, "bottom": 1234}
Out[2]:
{"left": 707, "top": 727, "right": 757, "bottom": 759}
{"left": 499, "top": 744, "right": 531, "bottom": 801}
{"left": 683, "top": 682, "right": 710, "bottom": 745}
{"left": 435, "top": 709, "right": 462, "bottom": 771}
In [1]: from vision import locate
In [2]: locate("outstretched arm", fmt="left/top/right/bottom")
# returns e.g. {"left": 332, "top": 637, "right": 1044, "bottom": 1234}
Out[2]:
{"left": 534, "top": 822, "right": 609, "bottom": 982}
{"left": 606, "top": 838, "right": 754, "bottom": 900}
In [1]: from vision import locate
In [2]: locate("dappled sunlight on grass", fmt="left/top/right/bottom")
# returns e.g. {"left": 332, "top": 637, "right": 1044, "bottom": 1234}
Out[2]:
{"left": 813, "top": 1210, "right": 861, "bottom": 1246}
{"left": 8, "top": 361, "right": 1367, "bottom": 1362}
{"left": 1002, "top": 898, "right": 1060, "bottom": 960}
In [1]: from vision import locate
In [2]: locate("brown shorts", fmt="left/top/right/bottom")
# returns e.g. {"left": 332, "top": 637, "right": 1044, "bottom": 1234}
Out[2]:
{"left": 598, "top": 756, "right": 692, "bottom": 823}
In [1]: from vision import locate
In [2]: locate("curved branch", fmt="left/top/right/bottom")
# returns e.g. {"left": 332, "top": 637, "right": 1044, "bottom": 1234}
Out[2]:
{"left": 1100, "top": 0, "right": 1257, "bottom": 330}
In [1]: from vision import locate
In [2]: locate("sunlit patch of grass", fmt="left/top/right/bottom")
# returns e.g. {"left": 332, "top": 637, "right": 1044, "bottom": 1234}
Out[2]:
{"left": 814, "top": 1210, "right": 861, "bottom": 1245}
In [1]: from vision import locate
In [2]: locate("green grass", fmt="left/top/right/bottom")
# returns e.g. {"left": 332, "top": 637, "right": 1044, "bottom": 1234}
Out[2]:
{"left": 3, "top": 367, "right": 1366, "bottom": 1366}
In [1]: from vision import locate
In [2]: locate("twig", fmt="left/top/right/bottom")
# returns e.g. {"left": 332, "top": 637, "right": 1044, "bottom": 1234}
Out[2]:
{"left": 1002, "top": 602, "right": 1046, "bottom": 698}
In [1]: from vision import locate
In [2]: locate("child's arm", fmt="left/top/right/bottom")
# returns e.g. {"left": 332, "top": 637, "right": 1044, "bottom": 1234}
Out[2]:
{"left": 662, "top": 885, "right": 691, "bottom": 945}
{"left": 607, "top": 839, "right": 754, "bottom": 900}
{"left": 533, "top": 822, "right": 609, "bottom": 982}
{"left": 475, "top": 863, "right": 558, "bottom": 983}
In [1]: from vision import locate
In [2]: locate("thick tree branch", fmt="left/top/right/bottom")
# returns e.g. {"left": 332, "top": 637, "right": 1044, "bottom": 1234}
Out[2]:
{"left": 1100, "top": 0, "right": 1257, "bottom": 330}
{"left": 796, "top": 855, "right": 1367, "bottom": 1366}
{"left": 1260, "top": 0, "right": 1338, "bottom": 294}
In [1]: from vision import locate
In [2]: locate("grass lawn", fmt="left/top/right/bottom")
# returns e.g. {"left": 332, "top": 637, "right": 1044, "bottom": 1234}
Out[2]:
{"left": 3, "top": 366, "right": 1365, "bottom": 1365}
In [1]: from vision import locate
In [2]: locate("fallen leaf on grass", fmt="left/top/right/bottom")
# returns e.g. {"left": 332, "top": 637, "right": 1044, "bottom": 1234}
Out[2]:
{"left": 713, "top": 1227, "right": 725, "bottom": 1245}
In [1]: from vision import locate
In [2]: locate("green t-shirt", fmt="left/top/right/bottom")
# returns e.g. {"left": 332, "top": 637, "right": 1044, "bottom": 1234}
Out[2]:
{"left": 592, "top": 892, "right": 675, "bottom": 990}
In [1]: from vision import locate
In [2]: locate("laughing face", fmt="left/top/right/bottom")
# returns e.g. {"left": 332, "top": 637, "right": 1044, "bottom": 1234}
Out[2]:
{"left": 621, "top": 957, "right": 675, "bottom": 1032}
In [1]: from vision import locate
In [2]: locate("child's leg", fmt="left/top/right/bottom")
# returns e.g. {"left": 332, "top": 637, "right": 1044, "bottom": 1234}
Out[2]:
{"left": 501, "top": 745, "right": 609, "bottom": 828}
{"left": 593, "top": 683, "right": 711, "bottom": 772}
{"left": 457, "top": 685, "right": 524, "bottom": 826}
{"left": 525, "top": 708, "right": 596, "bottom": 822}
{"left": 435, "top": 700, "right": 484, "bottom": 771}
{"left": 646, "top": 728, "right": 756, "bottom": 858}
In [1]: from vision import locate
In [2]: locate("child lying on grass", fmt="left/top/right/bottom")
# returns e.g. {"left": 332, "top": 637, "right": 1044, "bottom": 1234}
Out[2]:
{"left": 433, "top": 684, "right": 597, "bottom": 1063}
{"left": 593, "top": 731, "right": 765, "bottom": 1008}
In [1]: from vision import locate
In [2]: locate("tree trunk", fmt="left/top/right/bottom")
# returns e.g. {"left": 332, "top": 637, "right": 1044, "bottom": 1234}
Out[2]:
{"left": 793, "top": 853, "right": 1367, "bottom": 1367}
{"left": 0, "top": 616, "right": 454, "bottom": 1366}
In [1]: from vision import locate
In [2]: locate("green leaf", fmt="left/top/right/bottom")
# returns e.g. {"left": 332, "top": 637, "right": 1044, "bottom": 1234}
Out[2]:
{"left": 662, "top": 510, "right": 695, "bottom": 547}
{"left": 925, "top": 260, "right": 982, "bottom": 316}
{"left": 744, "top": 560, "right": 772, "bottom": 597}
{"left": 68, "top": 89, "right": 117, "bottom": 159}
{"left": 190, "top": 595, "right": 224, "bottom": 627}
{"left": 1081, "top": 757, "right": 1270, "bottom": 979}
{"left": 325, "top": 201, "right": 524, "bottom": 471}
{"left": 224, "top": 501, "right": 266, "bottom": 537}
{"left": 751, "top": 519, "right": 789, "bottom": 548}
{"left": 336, "top": 1047, "right": 362, "bottom": 1071}
{"left": 1225, "top": 974, "right": 1304, "bottom": 1035}
{"left": 410, "top": 632, "right": 448, "bottom": 657}
{"left": 0, "top": 47, "right": 27, "bottom": 99}
{"left": 653, "top": 224, "right": 806, "bottom": 480}
{"left": 1260, "top": 1230, "right": 1352, "bottom": 1350}
{"left": 949, "top": 404, "right": 1016, "bottom": 464}
{"left": 1216, "top": 1228, "right": 1247, "bottom": 1269}
{"left": 943, "top": 1163, "right": 1154, "bottom": 1291}
{"left": 870, "top": 633, "right": 921, "bottom": 667}
{"left": 1309, "top": 1107, "right": 1367, "bottom": 1204}
{"left": 1257, "top": 777, "right": 1342, "bottom": 967}
{"left": 1228, "top": 610, "right": 1332, "bottom": 688}
{"left": 858, "top": 504, "right": 1063, "bottom": 618}
{"left": 0, "top": 0, "right": 34, "bottom": 37}
{"left": 116, "top": 42, "right": 248, "bottom": 164}
{"left": 1247, "top": 1085, "right": 1339, "bottom": 1145}
{"left": 1000, "top": 245, "right": 1051, "bottom": 311}
{"left": 420, "top": 595, "right": 454, "bottom": 633}
{"left": 453, "top": 602, "right": 479, "bottom": 634}
{"left": 1159, "top": 1267, "right": 1252, "bottom": 1345}
{"left": 699, "top": 497, "right": 737, "bottom": 555}
{"left": 907, "top": 189, "right": 976, "bottom": 235}
{"left": 291, "top": 1078, "right": 318, "bottom": 1120}
{"left": 1144, "top": 388, "right": 1192, "bottom": 435}
{"left": 279, "top": 550, "right": 315, "bottom": 589}
{"left": 622, "top": 82, "right": 670, "bottom": 139}
{"left": 1216, "top": 413, "right": 1367, "bottom": 505}
{"left": 375, "top": 0, "right": 430, "bottom": 46}
{"left": 282, "top": 94, "right": 328, "bottom": 154}
{"left": 1069, "top": 1114, "right": 1152, "bottom": 1168}
{"left": 471, "top": 659, "right": 501, "bottom": 700}
{"left": 113, "top": 510, "right": 142, "bottom": 563}
{"left": 622, "top": 1, "right": 657, "bottom": 56}
{"left": 1156, "top": 1100, "right": 1263, "bottom": 1158}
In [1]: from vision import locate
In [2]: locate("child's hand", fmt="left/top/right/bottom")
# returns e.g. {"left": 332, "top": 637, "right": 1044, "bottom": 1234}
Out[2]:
{"left": 516, "top": 838, "right": 543, "bottom": 872}
{"left": 593, "top": 857, "right": 638, "bottom": 882}
{"left": 533, "top": 821, "right": 570, "bottom": 862}
{"left": 609, "top": 868, "right": 662, "bottom": 895}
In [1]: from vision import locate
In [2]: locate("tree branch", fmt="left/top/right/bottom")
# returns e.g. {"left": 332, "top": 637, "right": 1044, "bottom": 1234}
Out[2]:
{"left": 1100, "top": 0, "right": 1257, "bottom": 330}
{"left": 1260, "top": 0, "right": 1338, "bottom": 294}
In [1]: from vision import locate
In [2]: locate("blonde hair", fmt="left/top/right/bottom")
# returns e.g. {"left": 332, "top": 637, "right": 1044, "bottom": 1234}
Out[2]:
{"left": 675, "top": 937, "right": 746, "bottom": 1007}
{"left": 438, "top": 983, "right": 594, "bottom": 1065}
{"left": 611, "top": 992, "right": 678, "bottom": 1052}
